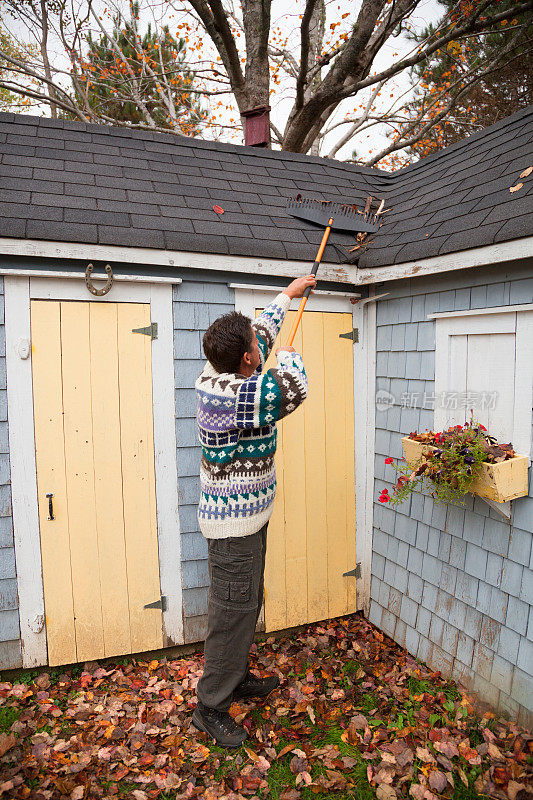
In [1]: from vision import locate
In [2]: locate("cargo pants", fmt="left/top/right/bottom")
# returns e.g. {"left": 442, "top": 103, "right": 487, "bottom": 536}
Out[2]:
{"left": 196, "top": 522, "right": 268, "bottom": 712}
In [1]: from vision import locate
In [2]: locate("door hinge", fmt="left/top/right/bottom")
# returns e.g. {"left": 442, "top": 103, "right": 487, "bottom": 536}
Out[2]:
{"left": 144, "top": 595, "right": 167, "bottom": 612}
{"left": 343, "top": 563, "right": 361, "bottom": 579}
{"left": 132, "top": 322, "right": 158, "bottom": 340}
{"left": 339, "top": 328, "right": 359, "bottom": 343}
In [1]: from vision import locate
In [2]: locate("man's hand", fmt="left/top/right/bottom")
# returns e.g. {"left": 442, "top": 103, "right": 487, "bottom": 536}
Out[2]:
{"left": 275, "top": 346, "right": 295, "bottom": 356}
{"left": 283, "top": 275, "right": 317, "bottom": 299}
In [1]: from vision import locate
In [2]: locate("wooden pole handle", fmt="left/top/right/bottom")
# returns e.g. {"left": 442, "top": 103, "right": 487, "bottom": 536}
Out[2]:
{"left": 285, "top": 219, "right": 333, "bottom": 347}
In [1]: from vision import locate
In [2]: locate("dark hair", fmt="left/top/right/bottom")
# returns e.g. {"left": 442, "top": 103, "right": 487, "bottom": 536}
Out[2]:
{"left": 202, "top": 311, "right": 254, "bottom": 374}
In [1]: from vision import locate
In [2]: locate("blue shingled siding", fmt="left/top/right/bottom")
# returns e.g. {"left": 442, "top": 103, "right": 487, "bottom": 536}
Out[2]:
{"left": 173, "top": 279, "right": 235, "bottom": 644}
{"left": 0, "top": 278, "right": 21, "bottom": 670}
{"left": 370, "top": 264, "right": 533, "bottom": 727}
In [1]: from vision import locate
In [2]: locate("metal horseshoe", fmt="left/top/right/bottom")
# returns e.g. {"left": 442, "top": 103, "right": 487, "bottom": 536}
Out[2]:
{"left": 85, "top": 263, "right": 114, "bottom": 296}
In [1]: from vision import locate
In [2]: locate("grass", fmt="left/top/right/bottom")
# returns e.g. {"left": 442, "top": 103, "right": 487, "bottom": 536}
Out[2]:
{"left": 343, "top": 660, "right": 362, "bottom": 676}
{"left": 266, "top": 759, "right": 297, "bottom": 799}
{"left": 35, "top": 723, "right": 53, "bottom": 734}
{"left": 12, "top": 669, "right": 40, "bottom": 686}
{"left": 451, "top": 767, "right": 486, "bottom": 800}
{"left": 356, "top": 692, "right": 379, "bottom": 715}
{"left": 230, "top": 726, "right": 377, "bottom": 800}
{"left": 407, "top": 676, "right": 459, "bottom": 702}
{"left": 213, "top": 753, "right": 237, "bottom": 782}
{"left": 340, "top": 661, "right": 363, "bottom": 691}
{"left": 0, "top": 705, "right": 20, "bottom": 733}
{"left": 116, "top": 780, "right": 139, "bottom": 797}
{"left": 2, "top": 662, "right": 85, "bottom": 687}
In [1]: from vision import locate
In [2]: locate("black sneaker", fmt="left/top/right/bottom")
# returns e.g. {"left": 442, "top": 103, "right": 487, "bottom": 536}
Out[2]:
{"left": 233, "top": 670, "right": 280, "bottom": 701}
{"left": 191, "top": 702, "right": 248, "bottom": 748}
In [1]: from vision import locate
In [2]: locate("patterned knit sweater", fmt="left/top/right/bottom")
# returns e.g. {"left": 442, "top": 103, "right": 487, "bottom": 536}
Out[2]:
{"left": 196, "top": 292, "right": 308, "bottom": 539}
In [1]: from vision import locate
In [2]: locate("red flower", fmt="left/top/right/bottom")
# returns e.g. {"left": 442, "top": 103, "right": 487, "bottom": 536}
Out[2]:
{"left": 479, "top": 424, "right": 487, "bottom": 431}
{"left": 385, "top": 457, "right": 394, "bottom": 464}
{"left": 379, "top": 487, "right": 390, "bottom": 503}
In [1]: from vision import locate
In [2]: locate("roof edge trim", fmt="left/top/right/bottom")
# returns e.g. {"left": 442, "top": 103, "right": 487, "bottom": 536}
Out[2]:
{"left": 1, "top": 235, "right": 531, "bottom": 287}
{"left": 0, "top": 237, "right": 356, "bottom": 284}
{"left": 354, "top": 237, "right": 533, "bottom": 285}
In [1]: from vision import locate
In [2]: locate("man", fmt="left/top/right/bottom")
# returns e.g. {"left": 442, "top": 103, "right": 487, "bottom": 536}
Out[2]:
{"left": 192, "top": 276, "right": 316, "bottom": 747}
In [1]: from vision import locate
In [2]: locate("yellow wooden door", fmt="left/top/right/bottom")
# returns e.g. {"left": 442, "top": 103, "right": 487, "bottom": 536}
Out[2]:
{"left": 31, "top": 300, "right": 163, "bottom": 666}
{"left": 257, "top": 308, "right": 356, "bottom": 631}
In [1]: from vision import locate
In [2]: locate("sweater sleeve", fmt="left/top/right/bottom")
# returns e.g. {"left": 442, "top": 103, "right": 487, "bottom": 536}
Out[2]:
{"left": 252, "top": 291, "right": 291, "bottom": 367}
{"left": 235, "top": 350, "right": 308, "bottom": 429}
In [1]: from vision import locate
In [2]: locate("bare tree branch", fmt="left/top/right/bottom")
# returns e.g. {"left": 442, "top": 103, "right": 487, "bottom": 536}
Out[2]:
{"left": 38, "top": 0, "right": 57, "bottom": 117}
{"left": 349, "top": 0, "right": 533, "bottom": 96}
{"left": 182, "top": 0, "right": 247, "bottom": 107}
{"left": 295, "top": 0, "right": 319, "bottom": 110}
{"left": 327, "top": 80, "right": 384, "bottom": 157}
{"left": 365, "top": 24, "right": 529, "bottom": 166}
{"left": 1, "top": 0, "right": 531, "bottom": 161}
{"left": 87, "top": 3, "right": 160, "bottom": 127}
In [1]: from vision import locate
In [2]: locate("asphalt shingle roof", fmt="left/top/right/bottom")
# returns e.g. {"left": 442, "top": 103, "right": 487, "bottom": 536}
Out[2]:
{"left": 0, "top": 107, "right": 532, "bottom": 269}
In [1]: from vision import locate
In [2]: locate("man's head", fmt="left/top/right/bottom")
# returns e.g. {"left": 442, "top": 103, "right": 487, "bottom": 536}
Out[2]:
{"left": 203, "top": 311, "right": 261, "bottom": 376}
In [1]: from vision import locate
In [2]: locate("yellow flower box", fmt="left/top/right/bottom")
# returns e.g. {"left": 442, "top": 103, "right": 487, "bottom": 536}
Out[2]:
{"left": 401, "top": 437, "right": 529, "bottom": 504}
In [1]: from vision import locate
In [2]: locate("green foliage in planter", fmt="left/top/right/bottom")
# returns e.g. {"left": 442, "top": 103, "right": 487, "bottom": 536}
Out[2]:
{"left": 380, "top": 420, "right": 494, "bottom": 507}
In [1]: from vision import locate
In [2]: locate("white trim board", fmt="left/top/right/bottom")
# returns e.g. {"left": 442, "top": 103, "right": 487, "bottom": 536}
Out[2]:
{"left": 229, "top": 283, "right": 361, "bottom": 299}
{"left": 429, "top": 303, "right": 533, "bottom": 319}
{"left": 355, "top": 237, "right": 533, "bottom": 285}
{"left": 5, "top": 277, "right": 45, "bottom": 667}
{"left": 0, "top": 268, "right": 181, "bottom": 285}
{"left": 0, "top": 237, "right": 354, "bottom": 285}
{"left": 236, "top": 287, "right": 357, "bottom": 316}
{"left": 434, "top": 308, "right": 533, "bottom": 461}
{"left": 233, "top": 286, "right": 373, "bottom": 615}
{"left": 4, "top": 277, "right": 183, "bottom": 667}
{"left": 30, "top": 277, "right": 153, "bottom": 303}
{"left": 2, "top": 236, "right": 531, "bottom": 288}
{"left": 353, "top": 287, "right": 377, "bottom": 616}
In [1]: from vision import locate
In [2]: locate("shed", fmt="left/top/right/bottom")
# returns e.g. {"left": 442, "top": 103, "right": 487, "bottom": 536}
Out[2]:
{"left": 0, "top": 107, "right": 531, "bottom": 726}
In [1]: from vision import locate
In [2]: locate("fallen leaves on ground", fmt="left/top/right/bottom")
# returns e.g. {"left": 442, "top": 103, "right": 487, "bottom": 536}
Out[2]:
{"left": 0, "top": 613, "right": 531, "bottom": 800}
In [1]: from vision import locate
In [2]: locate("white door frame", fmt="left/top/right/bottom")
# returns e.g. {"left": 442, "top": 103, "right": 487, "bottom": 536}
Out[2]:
{"left": 232, "top": 285, "right": 375, "bottom": 614}
{"left": 5, "top": 276, "right": 183, "bottom": 667}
